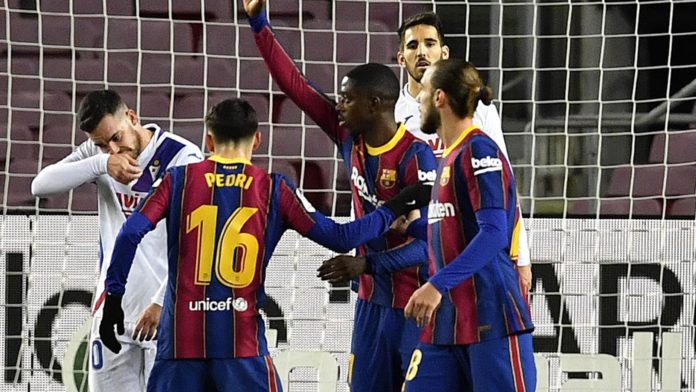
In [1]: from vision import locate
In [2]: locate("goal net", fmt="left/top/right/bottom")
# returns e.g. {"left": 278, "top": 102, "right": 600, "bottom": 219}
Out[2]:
{"left": 1, "top": 0, "right": 695, "bottom": 391}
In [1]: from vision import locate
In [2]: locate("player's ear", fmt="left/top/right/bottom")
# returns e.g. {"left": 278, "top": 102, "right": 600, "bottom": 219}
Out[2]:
{"left": 205, "top": 133, "right": 215, "bottom": 153}
{"left": 397, "top": 50, "right": 406, "bottom": 68}
{"left": 125, "top": 108, "right": 139, "bottom": 127}
{"left": 371, "top": 96, "right": 381, "bottom": 112}
{"left": 441, "top": 45, "right": 450, "bottom": 60}
{"left": 434, "top": 89, "right": 446, "bottom": 108}
{"left": 252, "top": 131, "right": 261, "bottom": 151}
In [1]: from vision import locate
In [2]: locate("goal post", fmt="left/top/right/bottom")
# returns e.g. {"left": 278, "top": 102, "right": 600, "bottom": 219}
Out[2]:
{"left": 1, "top": 0, "right": 695, "bottom": 391}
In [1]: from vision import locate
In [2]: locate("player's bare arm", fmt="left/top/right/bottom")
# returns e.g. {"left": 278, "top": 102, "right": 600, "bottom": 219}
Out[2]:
{"left": 133, "top": 303, "right": 161, "bottom": 341}
{"left": 107, "top": 152, "right": 142, "bottom": 184}
{"left": 242, "top": 0, "right": 264, "bottom": 17}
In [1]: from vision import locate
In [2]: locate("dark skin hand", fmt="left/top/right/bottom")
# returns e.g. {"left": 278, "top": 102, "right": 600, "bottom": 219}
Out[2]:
{"left": 317, "top": 255, "right": 367, "bottom": 284}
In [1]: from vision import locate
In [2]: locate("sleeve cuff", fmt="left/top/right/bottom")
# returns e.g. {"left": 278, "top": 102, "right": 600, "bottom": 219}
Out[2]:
{"left": 428, "top": 277, "right": 448, "bottom": 294}
{"left": 248, "top": 10, "right": 269, "bottom": 33}
{"left": 96, "top": 154, "right": 109, "bottom": 175}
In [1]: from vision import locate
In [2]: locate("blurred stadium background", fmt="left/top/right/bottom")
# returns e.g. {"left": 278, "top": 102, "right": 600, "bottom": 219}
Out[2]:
{"left": 1, "top": 0, "right": 695, "bottom": 390}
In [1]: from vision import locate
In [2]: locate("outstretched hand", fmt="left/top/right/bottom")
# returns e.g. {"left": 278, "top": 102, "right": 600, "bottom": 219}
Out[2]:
{"left": 242, "top": 0, "right": 265, "bottom": 18}
{"left": 317, "top": 255, "right": 367, "bottom": 284}
{"left": 99, "top": 294, "right": 125, "bottom": 354}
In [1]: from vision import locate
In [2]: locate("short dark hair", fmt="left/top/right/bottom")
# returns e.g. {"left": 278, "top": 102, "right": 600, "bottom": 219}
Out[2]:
{"left": 77, "top": 90, "right": 126, "bottom": 133}
{"left": 398, "top": 12, "right": 446, "bottom": 49}
{"left": 205, "top": 98, "right": 258, "bottom": 143}
{"left": 344, "top": 63, "right": 400, "bottom": 104}
{"left": 430, "top": 59, "right": 493, "bottom": 118}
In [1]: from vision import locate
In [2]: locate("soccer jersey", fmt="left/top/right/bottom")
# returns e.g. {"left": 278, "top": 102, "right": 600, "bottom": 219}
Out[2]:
{"left": 35, "top": 125, "right": 202, "bottom": 323}
{"left": 107, "top": 156, "right": 400, "bottom": 359}
{"left": 395, "top": 83, "right": 531, "bottom": 268}
{"left": 251, "top": 16, "right": 438, "bottom": 309}
{"left": 424, "top": 126, "right": 534, "bottom": 345}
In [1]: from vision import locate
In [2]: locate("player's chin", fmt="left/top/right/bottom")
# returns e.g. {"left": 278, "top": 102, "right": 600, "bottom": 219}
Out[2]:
{"left": 342, "top": 121, "right": 358, "bottom": 134}
{"left": 414, "top": 67, "right": 428, "bottom": 78}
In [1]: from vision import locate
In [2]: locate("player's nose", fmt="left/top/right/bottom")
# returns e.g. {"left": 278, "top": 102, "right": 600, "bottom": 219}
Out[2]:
{"left": 106, "top": 141, "right": 120, "bottom": 154}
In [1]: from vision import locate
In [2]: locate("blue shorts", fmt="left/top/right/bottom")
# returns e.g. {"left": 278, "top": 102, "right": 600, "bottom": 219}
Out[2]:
{"left": 147, "top": 355, "right": 282, "bottom": 392}
{"left": 349, "top": 299, "right": 422, "bottom": 392}
{"left": 403, "top": 333, "right": 536, "bottom": 392}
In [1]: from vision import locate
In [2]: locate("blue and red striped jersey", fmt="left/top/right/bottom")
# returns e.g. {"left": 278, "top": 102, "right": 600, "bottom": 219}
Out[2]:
{"left": 424, "top": 126, "right": 534, "bottom": 345}
{"left": 106, "top": 156, "right": 399, "bottom": 359}
{"left": 250, "top": 15, "right": 437, "bottom": 309}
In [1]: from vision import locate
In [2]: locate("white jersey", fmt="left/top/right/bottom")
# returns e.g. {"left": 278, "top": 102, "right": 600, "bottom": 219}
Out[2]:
{"left": 395, "top": 84, "right": 530, "bottom": 267}
{"left": 32, "top": 125, "right": 203, "bottom": 322}
{"left": 395, "top": 84, "right": 509, "bottom": 159}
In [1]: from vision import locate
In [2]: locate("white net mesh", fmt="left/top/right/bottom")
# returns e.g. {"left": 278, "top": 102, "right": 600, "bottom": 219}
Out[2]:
{"left": 1, "top": 0, "right": 696, "bottom": 390}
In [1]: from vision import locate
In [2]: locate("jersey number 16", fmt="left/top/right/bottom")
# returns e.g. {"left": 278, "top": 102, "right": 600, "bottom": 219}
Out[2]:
{"left": 186, "top": 206, "right": 259, "bottom": 288}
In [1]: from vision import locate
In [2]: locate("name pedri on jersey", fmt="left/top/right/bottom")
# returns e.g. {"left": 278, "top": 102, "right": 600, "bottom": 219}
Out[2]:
{"left": 108, "top": 157, "right": 400, "bottom": 359}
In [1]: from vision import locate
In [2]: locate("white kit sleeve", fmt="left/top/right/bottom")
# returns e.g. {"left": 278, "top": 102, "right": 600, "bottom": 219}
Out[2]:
{"left": 31, "top": 142, "right": 109, "bottom": 197}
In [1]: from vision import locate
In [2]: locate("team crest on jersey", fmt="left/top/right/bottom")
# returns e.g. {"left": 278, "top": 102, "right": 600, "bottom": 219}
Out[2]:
{"left": 149, "top": 159, "right": 160, "bottom": 180}
{"left": 380, "top": 169, "right": 397, "bottom": 189}
{"left": 440, "top": 166, "right": 451, "bottom": 186}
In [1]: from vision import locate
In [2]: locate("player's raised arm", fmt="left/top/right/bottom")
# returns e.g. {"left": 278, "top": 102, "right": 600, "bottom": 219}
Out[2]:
{"left": 242, "top": 0, "right": 346, "bottom": 144}
{"left": 276, "top": 175, "right": 430, "bottom": 253}
{"left": 31, "top": 142, "right": 108, "bottom": 196}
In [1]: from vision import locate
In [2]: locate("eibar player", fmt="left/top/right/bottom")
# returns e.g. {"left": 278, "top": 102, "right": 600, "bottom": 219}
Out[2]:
{"left": 395, "top": 11, "right": 533, "bottom": 292}
{"left": 242, "top": 1, "right": 438, "bottom": 390}
{"left": 98, "top": 98, "right": 430, "bottom": 392}
{"left": 403, "top": 59, "right": 536, "bottom": 391}
{"left": 31, "top": 90, "right": 203, "bottom": 391}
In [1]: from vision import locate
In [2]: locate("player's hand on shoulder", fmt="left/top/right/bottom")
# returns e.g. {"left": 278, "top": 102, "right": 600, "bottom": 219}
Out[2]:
{"left": 99, "top": 293, "right": 125, "bottom": 354}
{"left": 107, "top": 153, "right": 142, "bottom": 184}
{"left": 242, "top": 0, "right": 265, "bottom": 18}
{"left": 133, "top": 303, "right": 161, "bottom": 342}
{"left": 390, "top": 210, "right": 421, "bottom": 235}
{"left": 317, "top": 255, "right": 367, "bottom": 284}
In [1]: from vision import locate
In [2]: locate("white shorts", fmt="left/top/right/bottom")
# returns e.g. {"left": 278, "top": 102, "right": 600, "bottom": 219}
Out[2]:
{"left": 88, "top": 316, "right": 157, "bottom": 392}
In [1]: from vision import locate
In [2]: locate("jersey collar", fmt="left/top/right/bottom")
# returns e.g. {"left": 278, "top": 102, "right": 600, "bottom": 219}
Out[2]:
{"left": 366, "top": 123, "right": 407, "bottom": 156}
{"left": 136, "top": 124, "right": 162, "bottom": 165}
{"left": 209, "top": 155, "right": 252, "bottom": 165}
{"left": 402, "top": 83, "right": 418, "bottom": 103}
{"left": 442, "top": 125, "right": 479, "bottom": 158}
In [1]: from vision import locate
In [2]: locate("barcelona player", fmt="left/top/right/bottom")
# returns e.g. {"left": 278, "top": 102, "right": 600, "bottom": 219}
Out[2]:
{"left": 403, "top": 59, "right": 536, "bottom": 391}
{"left": 242, "top": 1, "right": 439, "bottom": 390}
{"left": 98, "top": 98, "right": 430, "bottom": 392}
{"left": 394, "top": 12, "right": 533, "bottom": 293}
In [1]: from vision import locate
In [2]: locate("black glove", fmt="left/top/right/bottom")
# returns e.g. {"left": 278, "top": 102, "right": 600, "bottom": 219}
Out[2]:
{"left": 99, "top": 293, "right": 125, "bottom": 354}
{"left": 383, "top": 183, "right": 432, "bottom": 217}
